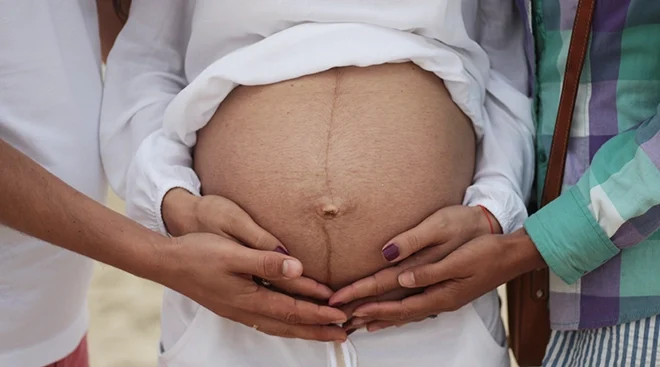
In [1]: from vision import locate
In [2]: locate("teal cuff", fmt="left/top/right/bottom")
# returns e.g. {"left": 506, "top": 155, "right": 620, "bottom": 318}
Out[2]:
{"left": 524, "top": 187, "right": 620, "bottom": 285}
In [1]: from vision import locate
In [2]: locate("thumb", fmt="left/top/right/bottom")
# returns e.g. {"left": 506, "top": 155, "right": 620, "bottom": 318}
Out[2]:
{"left": 380, "top": 213, "right": 448, "bottom": 263}
{"left": 230, "top": 246, "right": 304, "bottom": 280}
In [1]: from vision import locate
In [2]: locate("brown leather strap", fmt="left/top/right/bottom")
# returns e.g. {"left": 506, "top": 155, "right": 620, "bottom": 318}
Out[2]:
{"left": 541, "top": 0, "right": 596, "bottom": 206}
{"left": 510, "top": 2, "right": 597, "bottom": 365}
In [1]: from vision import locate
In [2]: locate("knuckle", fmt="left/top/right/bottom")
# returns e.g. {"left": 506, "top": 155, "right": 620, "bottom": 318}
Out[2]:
{"left": 251, "top": 231, "right": 272, "bottom": 250}
{"left": 398, "top": 306, "right": 415, "bottom": 321}
{"left": 258, "top": 254, "right": 281, "bottom": 279}
{"left": 374, "top": 279, "right": 389, "bottom": 296}
{"left": 407, "top": 232, "right": 423, "bottom": 253}
{"left": 283, "top": 310, "right": 301, "bottom": 324}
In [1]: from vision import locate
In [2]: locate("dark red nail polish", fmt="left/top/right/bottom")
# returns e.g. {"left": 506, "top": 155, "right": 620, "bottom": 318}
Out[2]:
{"left": 275, "top": 246, "right": 289, "bottom": 255}
{"left": 382, "top": 243, "right": 400, "bottom": 261}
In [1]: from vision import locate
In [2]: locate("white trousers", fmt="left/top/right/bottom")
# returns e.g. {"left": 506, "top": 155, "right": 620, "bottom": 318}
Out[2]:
{"left": 158, "top": 290, "right": 509, "bottom": 367}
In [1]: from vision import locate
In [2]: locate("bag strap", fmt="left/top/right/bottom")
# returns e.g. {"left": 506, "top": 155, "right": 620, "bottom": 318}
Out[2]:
{"left": 540, "top": 0, "right": 597, "bottom": 205}
{"left": 528, "top": 0, "right": 597, "bottom": 307}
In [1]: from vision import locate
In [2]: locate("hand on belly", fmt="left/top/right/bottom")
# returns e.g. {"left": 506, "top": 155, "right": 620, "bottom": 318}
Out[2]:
{"left": 194, "top": 62, "right": 476, "bottom": 291}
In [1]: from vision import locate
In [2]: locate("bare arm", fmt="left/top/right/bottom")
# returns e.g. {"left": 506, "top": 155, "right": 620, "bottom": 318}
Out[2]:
{"left": 0, "top": 138, "right": 347, "bottom": 340}
{"left": 0, "top": 138, "right": 163, "bottom": 279}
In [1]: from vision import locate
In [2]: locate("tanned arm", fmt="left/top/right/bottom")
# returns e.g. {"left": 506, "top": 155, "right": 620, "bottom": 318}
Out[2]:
{"left": 0, "top": 138, "right": 164, "bottom": 280}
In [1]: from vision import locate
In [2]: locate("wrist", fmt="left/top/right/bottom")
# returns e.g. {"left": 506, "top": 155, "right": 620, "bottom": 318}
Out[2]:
{"left": 162, "top": 188, "right": 200, "bottom": 236}
{"left": 140, "top": 235, "right": 184, "bottom": 289}
{"left": 501, "top": 228, "right": 547, "bottom": 275}
{"left": 473, "top": 205, "right": 503, "bottom": 235}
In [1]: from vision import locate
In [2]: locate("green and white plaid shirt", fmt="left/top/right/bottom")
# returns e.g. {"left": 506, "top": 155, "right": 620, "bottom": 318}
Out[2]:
{"left": 518, "top": 0, "right": 660, "bottom": 330}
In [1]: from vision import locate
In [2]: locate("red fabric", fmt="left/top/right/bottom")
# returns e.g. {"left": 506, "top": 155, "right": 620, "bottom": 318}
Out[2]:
{"left": 44, "top": 335, "right": 88, "bottom": 367}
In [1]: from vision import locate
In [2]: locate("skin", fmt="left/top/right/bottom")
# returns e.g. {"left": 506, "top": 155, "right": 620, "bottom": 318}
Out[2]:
{"left": 165, "top": 63, "right": 501, "bottom": 336}
{"left": 193, "top": 63, "right": 476, "bottom": 290}
{"left": 0, "top": 139, "right": 348, "bottom": 341}
{"left": 332, "top": 228, "right": 544, "bottom": 332}
{"left": 96, "top": 0, "right": 124, "bottom": 62}
{"left": 1, "top": 7, "right": 348, "bottom": 342}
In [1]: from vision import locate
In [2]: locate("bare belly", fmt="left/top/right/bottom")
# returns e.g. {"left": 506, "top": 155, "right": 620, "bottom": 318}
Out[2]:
{"left": 194, "top": 63, "right": 476, "bottom": 290}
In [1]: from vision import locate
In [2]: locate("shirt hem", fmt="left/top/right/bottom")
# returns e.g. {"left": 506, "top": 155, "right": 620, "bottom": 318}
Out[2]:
{"left": 0, "top": 308, "right": 88, "bottom": 367}
{"left": 551, "top": 307, "right": 660, "bottom": 331}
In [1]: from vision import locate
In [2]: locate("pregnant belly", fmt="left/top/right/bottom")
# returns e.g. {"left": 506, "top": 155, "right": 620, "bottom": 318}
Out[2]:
{"left": 194, "top": 63, "right": 476, "bottom": 290}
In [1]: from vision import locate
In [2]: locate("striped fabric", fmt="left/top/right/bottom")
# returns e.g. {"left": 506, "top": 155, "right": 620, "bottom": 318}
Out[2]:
{"left": 517, "top": 0, "right": 660, "bottom": 331}
{"left": 543, "top": 315, "right": 660, "bottom": 367}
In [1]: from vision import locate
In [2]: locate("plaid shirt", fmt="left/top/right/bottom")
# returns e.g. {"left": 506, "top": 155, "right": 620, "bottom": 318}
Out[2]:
{"left": 517, "top": 0, "right": 660, "bottom": 330}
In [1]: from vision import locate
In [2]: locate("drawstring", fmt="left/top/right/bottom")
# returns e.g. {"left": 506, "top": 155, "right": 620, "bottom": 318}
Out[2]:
{"left": 344, "top": 337, "right": 359, "bottom": 366}
{"left": 326, "top": 337, "right": 359, "bottom": 367}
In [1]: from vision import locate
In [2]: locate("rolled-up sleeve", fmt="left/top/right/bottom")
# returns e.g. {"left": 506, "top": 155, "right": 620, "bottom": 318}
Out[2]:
{"left": 462, "top": 0, "right": 536, "bottom": 234}
{"left": 100, "top": 0, "right": 196, "bottom": 233}
{"left": 526, "top": 105, "right": 660, "bottom": 284}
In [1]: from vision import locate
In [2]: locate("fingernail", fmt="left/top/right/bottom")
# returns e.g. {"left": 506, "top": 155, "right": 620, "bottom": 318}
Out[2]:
{"left": 352, "top": 311, "right": 367, "bottom": 318}
{"left": 275, "top": 246, "right": 289, "bottom": 255}
{"left": 329, "top": 301, "right": 344, "bottom": 307}
{"left": 282, "top": 259, "right": 302, "bottom": 277}
{"left": 398, "top": 272, "right": 415, "bottom": 287}
{"left": 332, "top": 318, "right": 347, "bottom": 324}
{"left": 367, "top": 325, "right": 384, "bottom": 332}
{"left": 382, "top": 243, "right": 400, "bottom": 262}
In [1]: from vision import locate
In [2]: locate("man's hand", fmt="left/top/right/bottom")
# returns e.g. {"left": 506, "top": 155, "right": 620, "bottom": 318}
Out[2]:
{"left": 162, "top": 188, "right": 334, "bottom": 301}
{"left": 344, "top": 229, "right": 545, "bottom": 329}
{"left": 157, "top": 232, "right": 348, "bottom": 342}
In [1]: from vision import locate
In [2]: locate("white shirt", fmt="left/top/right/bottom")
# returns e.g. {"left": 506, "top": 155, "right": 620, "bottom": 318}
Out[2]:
{"left": 101, "top": 0, "right": 535, "bottom": 236}
{"left": 0, "top": 1, "right": 105, "bottom": 366}
{"left": 101, "top": 1, "right": 533, "bottom": 365}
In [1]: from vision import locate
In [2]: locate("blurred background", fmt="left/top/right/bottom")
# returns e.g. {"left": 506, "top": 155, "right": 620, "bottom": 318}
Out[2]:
{"left": 87, "top": 191, "right": 517, "bottom": 366}
{"left": 87, "top": 191, "right": 162, "bottom": 367}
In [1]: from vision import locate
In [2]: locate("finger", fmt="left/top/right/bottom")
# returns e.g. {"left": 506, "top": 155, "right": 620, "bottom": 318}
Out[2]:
{"left": 237, "top": 283, "right": 347, "bottom": 325}
{"left": 329, "top": 244, "right": 453, "bottom": 306}
{"left": 206, "top": 197, "right": 288, "bottom": 253}
{"left": 270, "top": 277, "right": 334, "bottom": 300}
{"left": 398, "top": 254, "right": 458, "bottom": 288}
{"left": 227, "top": 307, "right": 347, "bottom": 342}
{"left": 343, "top": 316, "right": 373, "bottom": 331}
{"left": 329, "top": 268, "right": 400, "bottom": 306}
{"left": 365, "top": 315, "right": 428, "bottom": 332}
{"left": 352, "top": 282, "right": 460, "bottom": 321}
{"left": 366, "top": 320, "right": 397, "bottom": 332}
{"left": 229, "top": 245, "right": 303, "bottom": 279}
{"left": 380, "top": 211, "right": 450, "bottom": 263}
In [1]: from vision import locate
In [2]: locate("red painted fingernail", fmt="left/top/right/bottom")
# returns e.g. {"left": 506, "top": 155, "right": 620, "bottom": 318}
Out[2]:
{"left": 275, "top": 246, "right": 289, "bottom": 255}
{"left": 382, "top": 243, "right": 400, "bottom": 262}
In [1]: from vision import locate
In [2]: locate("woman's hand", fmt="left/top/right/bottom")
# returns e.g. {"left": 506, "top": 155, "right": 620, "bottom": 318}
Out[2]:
{"left": 160, "top": 188, "right": 347, "bottom": 341}
{"left": 342, "top": 230, "right": 545, "bottom": 331}
{"left": 157, "top": 232, "right": 348, "bottom": 342}
{"left": 162, "top": 188, "right": 335, "bottom": 301}
{"left": 329, "top": 205, "right": 500, "bottom": 331}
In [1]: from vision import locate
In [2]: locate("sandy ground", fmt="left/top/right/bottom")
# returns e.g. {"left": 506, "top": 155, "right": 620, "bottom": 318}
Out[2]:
{"left": 87, "top": 190, "right": 517, "bottom": 366}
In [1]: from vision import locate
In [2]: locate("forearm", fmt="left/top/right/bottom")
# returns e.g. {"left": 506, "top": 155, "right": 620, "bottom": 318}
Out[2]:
{"left": 525, "top": 105, "right": 660, "bottom": 284}
{"left": 0, "top": 139, "right": 166, "bottom": 281}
